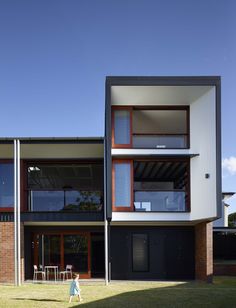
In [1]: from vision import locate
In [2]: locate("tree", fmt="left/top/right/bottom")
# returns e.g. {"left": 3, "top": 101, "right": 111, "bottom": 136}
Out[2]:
{"left": 228, "top": 212, "right": 236, "bottom": 227}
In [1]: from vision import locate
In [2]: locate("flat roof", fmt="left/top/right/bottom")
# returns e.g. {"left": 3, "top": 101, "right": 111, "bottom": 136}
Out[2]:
{"left": 0, "top": 137, "right": 104, "bottom": 144}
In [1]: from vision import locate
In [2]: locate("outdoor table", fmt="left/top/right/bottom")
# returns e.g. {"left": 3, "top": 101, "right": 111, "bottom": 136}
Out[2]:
{"left": 44, "top": 265, "right": 59, "bottom": 281}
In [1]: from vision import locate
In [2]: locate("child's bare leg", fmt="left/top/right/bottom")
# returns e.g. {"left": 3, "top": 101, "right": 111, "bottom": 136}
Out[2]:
{"left": 69, "top": 295, "right": 73, "bottom": 303}
{"left": 78, "top": 295, "right": 83, "bottom": 302}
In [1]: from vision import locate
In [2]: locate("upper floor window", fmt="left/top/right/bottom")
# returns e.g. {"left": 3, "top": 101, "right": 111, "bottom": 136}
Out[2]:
{"left": 112, "top": 108, "right": 132, "bottom": 148}
{"left": 112, "top": 106, "right": 189, "bottom": 149}
{"left": 27, "top": 163, "right": 103, "bottom": 212}
{"left": 0, "top": 162, "right": 14, "bottom": 210}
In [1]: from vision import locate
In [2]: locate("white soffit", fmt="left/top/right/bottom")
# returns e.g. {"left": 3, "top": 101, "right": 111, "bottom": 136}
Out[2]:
{"left": 111, "top": 86, "right": 213, "bottom": 105}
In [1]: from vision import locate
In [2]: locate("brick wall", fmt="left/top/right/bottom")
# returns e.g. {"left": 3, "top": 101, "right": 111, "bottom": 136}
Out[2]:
{"left": 195, "top": 222, "right": 213, "bottom": 282}
{"left": 0, "top": 222, "right": 15, "bottom": 283}
{"left": 0, "top": 222, "right": 25, "bottom": 284}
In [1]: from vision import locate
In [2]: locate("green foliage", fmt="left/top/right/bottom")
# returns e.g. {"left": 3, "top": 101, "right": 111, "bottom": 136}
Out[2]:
{"left": 228, "top": 212, "right": 236, "bottom": 227}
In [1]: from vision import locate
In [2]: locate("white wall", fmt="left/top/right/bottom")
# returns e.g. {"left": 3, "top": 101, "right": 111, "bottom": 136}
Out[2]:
{"left": 111, "top": 86, "right": 218, "bottom": 223}
{"left": 213, "top": 203, "right": 228, "bottom": 227}
{"left": 189, "top": 87, "right": 217, "bottom": 220}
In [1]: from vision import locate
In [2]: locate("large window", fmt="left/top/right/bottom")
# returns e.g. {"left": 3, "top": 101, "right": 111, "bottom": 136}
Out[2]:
{"left": 132, "top": 234, "right": 149, "bottom": 272}
{"left": 0, "top": 162, "right": 14, "bottom": 209}
{"left": 112, "top": 160, "right": 133, "bottom": 211}
{"left": 134, "top": 159, "right": 190, "bottom": 212}
{"left": 27, "top": 163, "right": 103, "bottom": 212}
{"left": 133, "top": 108, "right": 189, "bottom": 149}
{"left": 111, "top": 106, "right": 189, "bottom": 149}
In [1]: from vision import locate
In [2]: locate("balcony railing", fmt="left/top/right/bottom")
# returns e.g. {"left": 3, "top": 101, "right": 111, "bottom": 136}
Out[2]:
{"left": 28, "top": 190, "right": 103, "bottom": 212}
{"left": 134, "top": 190, "right": 186, "bottom": 212}
{"left": 132, "top": 134, "right": 188, "bottom": 149}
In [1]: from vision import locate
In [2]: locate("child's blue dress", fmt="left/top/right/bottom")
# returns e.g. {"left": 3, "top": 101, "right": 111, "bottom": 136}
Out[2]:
{"left": 70, "top": 280, "right": 80, "bottom": 296}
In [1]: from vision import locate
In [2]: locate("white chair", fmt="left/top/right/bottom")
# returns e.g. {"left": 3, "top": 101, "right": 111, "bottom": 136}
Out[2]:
{"left": 59, "top": 265, "right": 73, "bottom": 281}
{"left": 33, "top": 265, "right": 46, "bottom": 282}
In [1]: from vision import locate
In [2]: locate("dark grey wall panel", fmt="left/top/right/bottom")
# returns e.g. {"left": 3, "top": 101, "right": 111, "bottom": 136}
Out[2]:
{"left": 110, "top": 226, "right": 195, "bottom": 280}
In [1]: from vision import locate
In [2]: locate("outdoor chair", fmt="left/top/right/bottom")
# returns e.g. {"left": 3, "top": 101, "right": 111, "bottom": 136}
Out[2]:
{"left": 33, "top": 265, "right": 46, "bottom": 282}
{"left": 59, "top": 264, "right": 73, "bottom": 281}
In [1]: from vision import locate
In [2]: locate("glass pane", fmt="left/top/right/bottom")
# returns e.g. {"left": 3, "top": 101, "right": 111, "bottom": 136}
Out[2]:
{"left": 29, "top": 191, "right": 64, "bottom": 211}
{"left": 65, "top": 190, "right": 103, "bottom": 211}
{"left": 133, "top": 234, "right": 148, "bottom": 272}
{"left": 133, "top": 110, "right": 187, "bottom": 134}
{"left": 0, "top": 163, "right": 14, "bottom": 208}
{"left": 64, "top": 235, "right": 88, "bottom": 273}
{"left": 114, "top": 163, "right": 131, "bottom": 207}
{"left": 114, "top": 110, "right": 130, "bottom": 145}
{"left": 133, "top": 135, "right": 187, "bottom": 149}
{"left": 44, "top": 235, "right": 60, "bottom": 266}
{"left": 134, "top": 191, "right": 186, "bottom": 212}
{"left": 27, "top": 164, "right": 103, "bottom": 190}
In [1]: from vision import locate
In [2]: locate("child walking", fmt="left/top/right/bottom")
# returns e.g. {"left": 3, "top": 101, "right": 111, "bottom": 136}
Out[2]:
{"left": 69, "top": 273, "right": 83, "bottom": 303}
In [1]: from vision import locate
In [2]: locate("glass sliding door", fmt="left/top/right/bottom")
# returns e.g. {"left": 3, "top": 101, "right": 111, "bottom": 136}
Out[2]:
{"left": 44, "top": 235, "right": 61, "bottom": 267}
{"left": 34, "top": 232, "right": 91, "bottom": 279}
{"left": 64, "top": 234, "right": 90, "bottom": 276}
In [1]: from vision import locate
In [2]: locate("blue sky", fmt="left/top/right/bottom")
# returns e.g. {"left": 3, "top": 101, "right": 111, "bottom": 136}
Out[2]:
{"left": 0, "top": 1, "right": 236, "bottom": 212}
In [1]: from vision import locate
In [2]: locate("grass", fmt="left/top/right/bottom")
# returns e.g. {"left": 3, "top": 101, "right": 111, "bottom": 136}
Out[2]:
{"left": 0, "top": 277, "right": 236, "bottom": 308}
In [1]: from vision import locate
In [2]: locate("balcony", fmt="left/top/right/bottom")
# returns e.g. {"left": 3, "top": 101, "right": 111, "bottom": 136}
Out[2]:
{"left": 28, "top": 190, "right": 103, "bottom": 212}
{"left": 133, "top": 134, "right": 187, "bottom": 149}
{"left": 134, "top": 190, "right": 186, "bottom": 212}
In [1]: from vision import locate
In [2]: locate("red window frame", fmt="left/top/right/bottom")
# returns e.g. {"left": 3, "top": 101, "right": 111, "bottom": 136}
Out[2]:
{"left": 111, "top": 106, "right": 133, "bottom": 148}
{"left": 0, "top": 160, "right": 14, "bottom": 212}
{"left": 112, "top": 159, "right": 134, "bottom": 212}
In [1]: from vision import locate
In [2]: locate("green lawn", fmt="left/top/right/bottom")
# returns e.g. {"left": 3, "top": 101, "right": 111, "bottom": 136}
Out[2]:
{"left": 0, "top": 277, "right": 236, "bottom": 308}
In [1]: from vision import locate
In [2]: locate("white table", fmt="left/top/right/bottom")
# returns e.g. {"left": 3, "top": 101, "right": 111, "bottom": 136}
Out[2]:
{"left": 44, "top": 265, "right": 59, "bottom": 281}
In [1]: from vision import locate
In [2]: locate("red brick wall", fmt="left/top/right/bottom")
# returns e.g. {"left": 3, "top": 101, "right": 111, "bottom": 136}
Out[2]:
{"left": 195, "top": 222, "right": 213, "bottom": 282}
{"left": 0, "top": 222, "right": 25, "bottom": 284}
{"left": 0, "top": 222, "right": 15, "bottom": 283}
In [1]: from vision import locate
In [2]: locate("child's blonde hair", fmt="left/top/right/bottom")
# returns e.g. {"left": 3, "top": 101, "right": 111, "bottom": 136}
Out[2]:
{"left": 72, "top": 273, "right": 79, "bottom": 279}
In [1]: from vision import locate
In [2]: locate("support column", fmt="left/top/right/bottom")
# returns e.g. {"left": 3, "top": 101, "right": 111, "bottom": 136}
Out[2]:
{"left": 14, "top": 139, "right": 21, "bottom": 286}
{"left": 195, "top": 222, "right": 213, "bottom": 282}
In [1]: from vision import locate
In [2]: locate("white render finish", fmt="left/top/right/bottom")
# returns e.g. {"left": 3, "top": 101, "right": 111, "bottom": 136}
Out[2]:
{"left": 111, "top": 85, "right": 212, "bottom": 106}
{"left": 190, "top": 87, "right": 217, "bottom": 221}
{"left": 111, "top": 85, "right": 219, "bottom": 223}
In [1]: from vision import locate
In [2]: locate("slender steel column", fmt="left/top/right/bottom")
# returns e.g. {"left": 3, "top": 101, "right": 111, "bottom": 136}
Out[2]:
{"left": 14, "top": 140, "right": 17, "bottom": 285}
{"left": 14, "top": 139, "right": 21, "bottom": 286}
{"left": 104, "top": 139, "right": 109, "bottom": 285}
{"left": 17, "top": 140, "right": 21, "bottom": 286}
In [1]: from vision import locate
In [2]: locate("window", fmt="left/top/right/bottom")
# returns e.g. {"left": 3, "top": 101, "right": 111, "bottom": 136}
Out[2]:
{"left": 132, "top": 234, "right": 149, "bottom": 272}
{"left": 132, "top": 107, "right": 189, "bottom": 149}
{"left": 0, "top": 162, "right": 14, "bottom": 209}
{"left": 133, "top": 159, "right": 190, "bottom": 212}
{"left": 112, "top": 160, "right": 133, "bottom": 211}
{"left": 112, "top": 108, "right": 132, "bottom": 147}
{"left": 27, "top": 163, "right": 103, "bottom": 212}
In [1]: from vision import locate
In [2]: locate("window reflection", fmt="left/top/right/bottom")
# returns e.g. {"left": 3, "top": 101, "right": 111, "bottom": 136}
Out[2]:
{"left": 0, "top": 163, "right": 14, "bottom": 208}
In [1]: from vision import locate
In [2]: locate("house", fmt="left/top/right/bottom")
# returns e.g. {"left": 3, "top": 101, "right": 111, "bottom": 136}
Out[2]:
{"left": 213, "top": 192, "right": 235, "bottom": 227}
{"left": 0, "top": 76, "right": 221, "bottom": 285}
{"left": 105, "top": 76, "right": 221, "bottom": 282}
{"left": 213, "top": 192, "right": 236, "bottom": 276}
